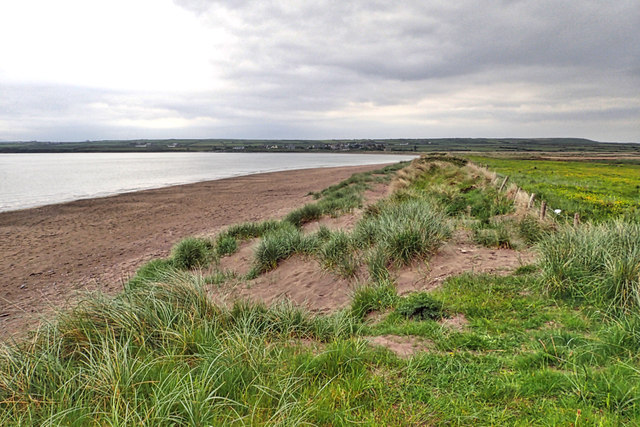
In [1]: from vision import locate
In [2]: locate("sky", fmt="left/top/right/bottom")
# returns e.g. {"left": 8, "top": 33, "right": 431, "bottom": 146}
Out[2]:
{"left": 0, "top": 0, "right": 638, "bottom": 142}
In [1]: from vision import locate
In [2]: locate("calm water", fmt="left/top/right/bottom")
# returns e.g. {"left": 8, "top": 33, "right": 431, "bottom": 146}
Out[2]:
{"left": 0, "top": 152, "right": 416, "bottom": 212}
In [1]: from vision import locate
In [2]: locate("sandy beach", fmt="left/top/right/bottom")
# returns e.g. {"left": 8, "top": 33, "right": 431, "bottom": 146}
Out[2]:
{"left": 0, "top": 164, "right": 390, "bottom": 340}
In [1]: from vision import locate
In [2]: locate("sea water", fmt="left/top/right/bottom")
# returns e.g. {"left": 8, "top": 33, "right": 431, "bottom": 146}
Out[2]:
{"left": 0, "top": 152, "right": 417, "bottom": 212}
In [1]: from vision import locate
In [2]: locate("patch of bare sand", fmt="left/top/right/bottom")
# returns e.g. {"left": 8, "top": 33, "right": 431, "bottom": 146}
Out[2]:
{"left": 362, "top": 182, "right": 390, "bottom": 205}
{"left": 220, "top": 255, "right": 356, "bottom": 313}
{"left": 365, "top": 335, "right": 434, "bottom": 358}
{"left": 216, "top": 239, "right": 258, "bottom": 278}
{"left": 302, "top": 211, "right": 362, "bottom": 234}
{"left": 395, "top": 230, "right": 536, "bottom": 295}
{"left": 440, "top": 313, "right": 469, "bottom": 331}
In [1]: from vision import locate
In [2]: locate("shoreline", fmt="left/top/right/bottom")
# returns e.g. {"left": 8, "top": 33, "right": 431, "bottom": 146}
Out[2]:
{"left": 0, "top": 152, "right": 417, "bottom": 214}
{"left": 0, "top": 163, "right": 395, "bottom": 340}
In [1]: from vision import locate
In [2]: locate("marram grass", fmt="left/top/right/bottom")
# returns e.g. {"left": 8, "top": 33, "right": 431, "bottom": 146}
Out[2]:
{"left": 354, "top": 197, "right": 451, "bottom": 267}
{"left": 539, "top": 219, "right": 640, "bottom": 313}
{"left": 0, "top": 277, "right": 365, "bottom": 426}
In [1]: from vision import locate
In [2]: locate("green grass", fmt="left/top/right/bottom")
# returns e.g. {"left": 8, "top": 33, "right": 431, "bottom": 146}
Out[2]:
{"left": 285, "top": 203, "right": 324, "bottom": 227}
{"left": 215, "top": 234, "right": 238, "bottom": 256}
{"left": 219, "top": 220, "right": 281, "bottom": 241}
{"left": 408, "top": 159, "right": 515, "bottom": 222}
{"left": 518, "top": 214, "right": 554, "bottom": 244}
{"left": 318, "top": 230, "right": 359, "bottom": 278}
{"left": 467, "top": 156, "right": 640, "bottom": 221}
{"left": 0, "top": 279, "right": 370, "bottom": 425}
{"left": 127, "top": 258, "right": 179, "bottom": 288}
{"left": 472, "top": 219, "right": 516, "bottom": 249}
{"left": 5, "top": 270, "right": 640, "bottom": 425}
{"left": 361, "top": 272, "right": 640, "bottom": 424}
{"left": 350, "top": 280, "right": 398, "bottom": 320}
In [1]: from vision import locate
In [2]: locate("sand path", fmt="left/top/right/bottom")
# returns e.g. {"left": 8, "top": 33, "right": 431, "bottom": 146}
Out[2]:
{"left": 0, "top": 164, "right": 390, "bottom": 340}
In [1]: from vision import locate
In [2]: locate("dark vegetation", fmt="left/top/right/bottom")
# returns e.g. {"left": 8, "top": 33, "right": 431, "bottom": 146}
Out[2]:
{"left": 2, "top": 137, "right": 639, "bottom": 153}
{"left": 396, "top": 292, "right": 448, "bottom": 321}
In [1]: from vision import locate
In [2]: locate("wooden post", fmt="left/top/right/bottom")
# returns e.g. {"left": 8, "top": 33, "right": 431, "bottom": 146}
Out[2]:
{"left": 466, "top": 205, "right": 472, "bottom": 217}
{"left": 573, "top": 213, "right": 580, "bottom": 227}
{"left": 540, "top": 201, "right": 547, "bottom": 220}
{"left": 528, "top": 193, "right": 536, "bottom": 209}
{"left": 499, "top": 176, "right": 509, "bottom": 192}
{"left": 514, "top": 186, "right": 523, "bottom": 200}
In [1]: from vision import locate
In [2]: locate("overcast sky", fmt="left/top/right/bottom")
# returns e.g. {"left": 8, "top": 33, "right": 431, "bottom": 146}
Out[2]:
{"left": 0, "top": 0, "right": 638, "bottom": 142}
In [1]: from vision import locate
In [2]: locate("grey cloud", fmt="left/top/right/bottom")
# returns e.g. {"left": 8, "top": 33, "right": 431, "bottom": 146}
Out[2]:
{"left": 2, "top": 1, "right": 638, "bottom": 141}
{"left": 188, "top": 0, "right": 639, "bottom": 81}
{"left": 174, "top": 0, "right": 639, "bottom": 140}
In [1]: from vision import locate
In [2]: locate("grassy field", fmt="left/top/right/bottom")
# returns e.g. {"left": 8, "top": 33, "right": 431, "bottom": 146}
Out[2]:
{"left": 467, "top": 156, "right": 640, "bottom": 221}
{"left": 1, "top": 155, "right": 639, "bottom": 425}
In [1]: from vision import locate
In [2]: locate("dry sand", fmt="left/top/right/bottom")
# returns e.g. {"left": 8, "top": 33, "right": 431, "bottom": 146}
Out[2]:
{"left": 0, "top": 164, "right": 390, "bottom": 340}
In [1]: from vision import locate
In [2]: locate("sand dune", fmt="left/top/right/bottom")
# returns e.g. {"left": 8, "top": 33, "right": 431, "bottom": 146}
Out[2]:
{"left": 0, "top": 164, "right": 390, "bottom": 340}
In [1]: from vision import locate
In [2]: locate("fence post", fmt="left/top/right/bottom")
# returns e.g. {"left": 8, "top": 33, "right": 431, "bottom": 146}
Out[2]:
{"left": 528, "top": 193, "right": 536, "bottom": 209}
{"left": 573, "top": 212, "right": 580, "bottom": 227}
{"left": 499, "top": 176, "right": 509, "bottom": 192}
{"left": 540, "top": 201, "right": 547, "bottom": 220}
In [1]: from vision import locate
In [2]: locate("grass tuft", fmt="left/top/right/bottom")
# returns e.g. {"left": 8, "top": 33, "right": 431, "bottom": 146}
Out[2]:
{"left": 538, "top": 220, "right": 640, "bottom": 313}
{"left": 472, "top": 220, "right": 515, "bottom": 249}
{"left": 252, "top": 223, "right": 319, "bottom": 274}
{"left": 354, "top": 198, "right": 451, "bottom": 267}
{"left": 222, "top": 220, "right": 281, "bottom": 240}
{"left": 285, "top": 203, "right": 323, "bottom": 227}
{"left": 171, "top": 237, "right": 215, "bottom": 269}
{"left": 127, "top": 258, "right": 178, "bottom": 288}
{"left": 319, "top": 231, "right": 359, "bottom": 277}
{"left": 350, "top": 281, "right": 398, "bottom": 320}
{"left": 215, "top": 234, "right": 238, "bottom": 256}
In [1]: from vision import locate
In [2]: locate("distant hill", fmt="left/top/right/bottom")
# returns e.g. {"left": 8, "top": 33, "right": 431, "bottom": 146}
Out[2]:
{"left": 1, "top": 137, "right": 639, "bottom": 153}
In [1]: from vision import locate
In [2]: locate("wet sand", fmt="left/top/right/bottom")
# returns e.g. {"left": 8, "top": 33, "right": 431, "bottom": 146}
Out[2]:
{"left": 0, "top": 164, "right": 390, "bottom": 340}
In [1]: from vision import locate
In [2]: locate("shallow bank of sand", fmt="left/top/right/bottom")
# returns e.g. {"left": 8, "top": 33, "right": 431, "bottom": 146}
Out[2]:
{"left": 0, "top": 164, "right": 391, "bottom": 340}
